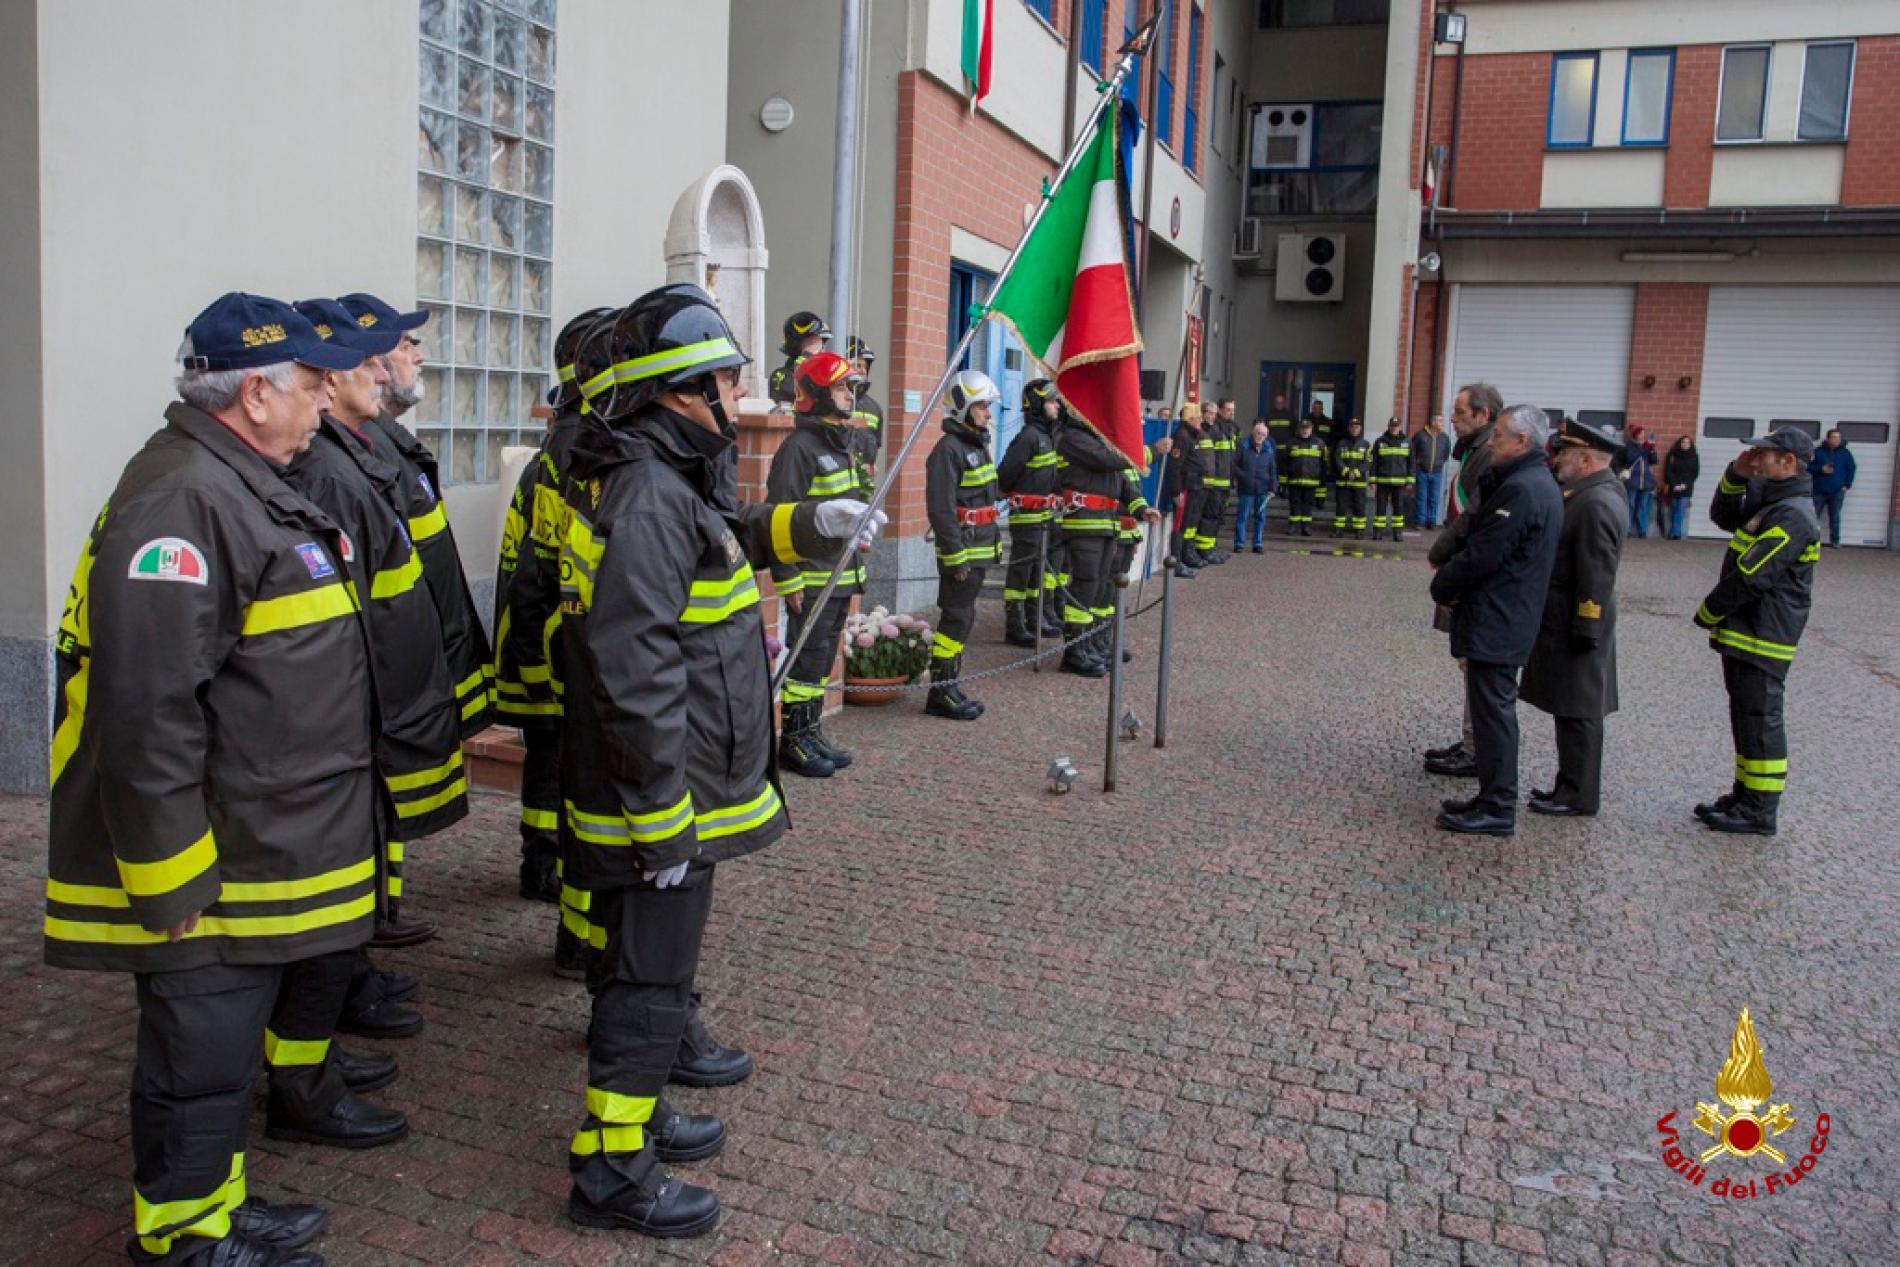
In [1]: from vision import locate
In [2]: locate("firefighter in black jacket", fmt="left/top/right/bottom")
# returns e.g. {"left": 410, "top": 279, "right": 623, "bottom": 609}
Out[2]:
{"left": 1283, "top": 417, "right": 1327, "bottom": 536}
{"left": 1059, "top": 419, "right": 1160, "bottom": 676}
{"left": 1166, "top": 404, "right": 1211, "bottom": 572}
{"left": 1692, "top": 429, "right": 1821, "bottom": 837}
{"left": 768, "top": 351, "right": 873, "bottom": 777}
{"left": 495, "top": 307, "right": 615, "bottom": 977}
{"left": 339, "top": 293, "right": 494, "bottom": 950}
{"left": 1370, "top": 416, "right": 1415, "bottom": 541}
{"left": 998, "top": 379, "right": 1067, "bottom": 647}
{"left": 1331, "top": 418, "right": 1372, "bottom": 538}
{"left": 1195, "top": 399, "right": 1238, "bottom": 565}
{"left": 845, "top": 335, "right": 884, "bottom": 456}
{"left": 46, "top": 294, "right": 373, "bottom": 1265}
{"left": 766, "top": 310, "right": 830, "bottom": 404}
{"left": 924, "top": 371, "right": 1004, "bottom": 720}
{"left": 555, "top": 285, "right": 874, "bottom": 1238}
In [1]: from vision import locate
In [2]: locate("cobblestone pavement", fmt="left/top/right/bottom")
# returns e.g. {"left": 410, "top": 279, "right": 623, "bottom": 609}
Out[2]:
{"left": 2, "top": 532, "right": 1897, "bottom": 1267}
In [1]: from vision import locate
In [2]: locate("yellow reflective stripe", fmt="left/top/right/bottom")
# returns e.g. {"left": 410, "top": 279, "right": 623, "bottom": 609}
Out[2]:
{"left": 566, "top": 794, "right": 694, "bottom": 845}
{"left": 1737, "top": 755, "right": 1788, "bottom": 774}
{"left": 1712, "top": 629, "right": 1796, "bottom": 661}
{"left": 570, "top": 1124, "right": 646, "bottom": 1156}
{"left": 241, "top": 583, "right": 357, "bottom": 636}
{"left": 522, "top": 806, "right": 558, "bottom": 831}
{"left": 386, "top": 749, "right": 465, "bottom": 794}
{"left": 386, "top": 840, "right": 405, "bottom": 864}
{"left": 1799, "top": 543, "right": 1821, "bottom": 562}
{"left": 579, "top": 363, "right": 616, "bottom": 400}
{"left": 1696, "top": 602, "right": 1723, "bottom": 626}
{"left": 262, "top": 1028, "right": 330, "bottom": 1068}
{"left": 932, "top": 631, "right": 964, "bottom": 657}
{"left": 46, "top": 892, "right": 376, "bottom": 946}
{"left": 1027, "top": 452, "right": 1061, "bottom": 467}
{"left": 1718, "top": 475, "right": 1746, "bottom": 495}
{"left": 558, "top": 363, "right": 577, "bottom": 383}
{"left": 586, "top": 1086, "right": 658, "bottom": 1124}
{"left": 393, "top": 777, "right": 468, "bottom": 819}
{"left": 409, "top": 501, "right": 449, "bottom": 543}
{"left": 771, "top": 502, "right": 798, "bottom": 563}
{"left": 681, "top": 568, "right": 761, "bottom": 625}
{"left": 116, "top": 829, "right": 216, "bottom": 900}
{"left": 807, "top": 472, "right": 857, "bottom": 495}
{"left": 959, "top": 465, "right": 998, "bottom": 486}
{"left": 628, "top": 792, "right": 695, "bottom": 842}
{"left": 220, "top": 857, "right": 377, "bottom": 904}
{"left": 696, "top": 785, "right": 783, "bottom": 841}
{"left": 135, "top": 1152, "right": 245, "bottom": 1248}
{"left": 47, "top": 878, "right": 131, "bottom": 908}
{"left": 453, "top": 668, "right": 487, "bottom": 703}
{"left": 370, "top": 549, "right": 424, "bottom": 600}
{"left": 781, "top": 680, "right": 828, "bottom": 703}
{"left": 1736, "top": 527, "right": 1789, "bottom": 575}
{"left": 49, "top": 660, "right": 87, "bottom": 788}
{"left": 609, "top": 337, "right": 739, "bottom": 386}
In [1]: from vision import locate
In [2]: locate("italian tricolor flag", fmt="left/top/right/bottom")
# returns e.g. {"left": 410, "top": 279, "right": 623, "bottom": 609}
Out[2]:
{"left": 961, "top": 0, "right": 994, "bottom": 110}
{"left": 989, "top": 108, "right": 1147, "bottom": 469}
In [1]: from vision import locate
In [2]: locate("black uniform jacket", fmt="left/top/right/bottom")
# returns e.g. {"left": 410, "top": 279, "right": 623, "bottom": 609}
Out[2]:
{"left": 926, "top": 419, "right": 1002, "bottom": 569}
{"left": 766, "top": 414, "right": 870, "bottom": 596}
{"left": 1205, "top": 417, "right": 1237, "bottom": 489}
{"left": 494, "top": 406, "right": 585, "bottom": 728}
{"left": 1333, "top": 435, "right": 1372, "bottom": 487}
{"left": 1372, "top": 431, "right": 1414, "bottom": 484}
{"left": 1694, "top": 468, "right": 1819, "bottom": 679}
{"left": 47, "top": 404, "right": 379, "bottom": 973}
{"left": 557, "top": 407, "right": 832, "bottom": 883}
{"left": 999, "top": 413, "right": 1063, "bottom": 529}
{"left": 366, "top": 412, "right": 495, "bottom": 736}
{"left": 1521, "top": 467, "right": 1627, "bottom": 719}
{"left": 1058, "top": 422, "right": 1150, "bottom": 536}
{"left": 1162, "top": 423, "right": 1209, "bottom": 501}
{"left": 290, "top": 418, "right": 468, "bottom": 838}
{"left": 1429, "top": 450, "right": 1564, "bottom": 666}
{"left": 1283, "top": 433, "right": 1328, "bottom": 486}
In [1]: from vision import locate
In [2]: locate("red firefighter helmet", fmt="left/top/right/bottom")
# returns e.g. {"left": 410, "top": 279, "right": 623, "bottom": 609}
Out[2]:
{"left": 793, "top": 351, "right": 863, "bottom": 417}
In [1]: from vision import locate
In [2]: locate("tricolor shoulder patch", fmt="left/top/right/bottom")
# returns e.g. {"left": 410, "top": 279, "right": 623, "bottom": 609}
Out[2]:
{"left": 296, "top": 543, "right": 336, "bottom": 580}
{"left": 128, "top": 538, "right": 208, "bottom": 585}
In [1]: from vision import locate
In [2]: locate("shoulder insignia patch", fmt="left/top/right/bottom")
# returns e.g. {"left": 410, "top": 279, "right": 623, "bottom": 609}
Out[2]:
{"left": 295, "top": 542, "right": 337, "bottom": 580}
{"left": 819, "top": 456, "right": 840, "bottom": 472}
{"left": 1577, "top": 599, "right": 1603, "bottom": 620}
{"left": 1745, "top": 513, "right": 1764, "bottom": 533}
{"left": 418, "top": 472, "right": 436, "bottom": 502}
{"left": 1493, "top": 508, "right": 1512, "bottom": 519}
{"left": 336, "top": 531, "right": 356, "bottom": 563}
{"left": 129, "top": 538, "right": 208, "bottom": 585}
{"left": 723, "top": 532, "right": 744, "bottom": 566}
{"left": 966, "top": 451, "right": 983, "bottom": 467}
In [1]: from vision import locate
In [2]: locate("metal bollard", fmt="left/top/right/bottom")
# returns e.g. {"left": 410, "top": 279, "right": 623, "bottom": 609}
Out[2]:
{"left": 1103, "top": 578, "right": 1128, "bottom": 792}
{"left": 1154, "top": 549, "right": 1175, "bottom": 749}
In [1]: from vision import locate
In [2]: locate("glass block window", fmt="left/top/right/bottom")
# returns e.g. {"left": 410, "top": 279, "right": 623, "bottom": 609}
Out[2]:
{"left": 417, "top": 0, "right": 556, "bottom": 485}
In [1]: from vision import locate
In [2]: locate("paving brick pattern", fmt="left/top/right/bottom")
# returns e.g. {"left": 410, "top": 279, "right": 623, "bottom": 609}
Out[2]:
{"left": 2, "top": 536, "right": 1897, "bottom": 1266}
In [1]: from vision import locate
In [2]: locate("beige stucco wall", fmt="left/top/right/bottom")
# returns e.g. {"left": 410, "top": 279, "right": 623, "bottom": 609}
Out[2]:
{"left": 1456, "top": 0, "right": 1900, "bottom": 54}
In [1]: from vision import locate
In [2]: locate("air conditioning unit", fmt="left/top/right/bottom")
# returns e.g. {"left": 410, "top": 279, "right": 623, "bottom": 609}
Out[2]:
{"left": 1235, "top": 217, "right": 1264, "bottom": 259}
{"left": 1275, "top": 233, "right": 1346, "bottom": 303}
{"left": 1252, "top": 103, "right": 1314, "bottom": 170}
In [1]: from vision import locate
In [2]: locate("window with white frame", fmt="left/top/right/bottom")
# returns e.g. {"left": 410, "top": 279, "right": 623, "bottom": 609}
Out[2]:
{"left": 1716, "top": 45, "right": 1770, "bottom": 142}
{"left": 416, "top": 0, "right": 556, "bottom": 486}
{"left": 1799, "top": 41, "right": 1854, "bottom": 141}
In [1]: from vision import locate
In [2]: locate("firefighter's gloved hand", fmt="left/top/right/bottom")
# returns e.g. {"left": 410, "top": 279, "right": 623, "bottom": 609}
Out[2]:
{"left": 815, "top": 498, "right": 888, "bottom": 548}
{"left": 643, "top": 862, "right": 689, "bottom": 889}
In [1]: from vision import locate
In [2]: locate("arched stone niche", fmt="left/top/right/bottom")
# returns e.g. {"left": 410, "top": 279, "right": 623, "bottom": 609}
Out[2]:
{"left": 665, "top": 165, "right": 770, "bottom": 401}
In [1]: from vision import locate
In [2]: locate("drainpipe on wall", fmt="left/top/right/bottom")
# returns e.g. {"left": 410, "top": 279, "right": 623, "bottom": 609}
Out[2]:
{"left": 826, "top": 0, "right": 865, "bottom": 348}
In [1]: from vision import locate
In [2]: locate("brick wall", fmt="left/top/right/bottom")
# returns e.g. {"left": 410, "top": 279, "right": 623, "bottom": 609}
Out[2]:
{"left": 1624, "top": 283, "right": 1709, "bottom": 453}
{"left": 1403, "top": 277, "right": 1447, "bottom": 429}
{"left": 1427, "top": 52, "right": 1547, "bottom": 211}
{"left": 1663, "top": 45, "right": 1720, "bottom": 210}
{"left": 1842, "top": 35, "right": 1900, "bottom": 206}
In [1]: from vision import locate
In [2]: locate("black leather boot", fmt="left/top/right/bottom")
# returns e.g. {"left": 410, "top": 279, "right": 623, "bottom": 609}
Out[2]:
{"left": 227, "top": 1196, "right": 330, "bottom": 1251}
{"left": 649, "top": 1097, "right": 727, "bottom": 1163}
{"left": 669, "top": 996, "right": 754, "bottom": 1087}
{"left": 369, "top": 899, "right": 435, "bottom": 949}
{"left": 1003, "top": 601, "right": 1036, "bottom": 648}
{"left": 1037, "top": 597, "right": 1065, "bottom": 637}
{"left": 332, "top": 1045, "right": 398, "bottom": 1094}
{"left": 1704, "top": 794, "right": 1778, "bottom": 837}
{"left": 519, "top": 837, "right": 560, "bottom": 903}
{"left": 176, "top": 1234, "right": 323, "bottom": 1267}
{"left": 567, "top": 1170, "right": 720, "bottom": 1239}
{"left": 266, "top": 1089, "right": 408, "bottom": 1150}
{"left": 776, "top": 701, "right": 835, "bottom": 778}
{"left": 924, "top": 656, "right": 984, "bottom": 720}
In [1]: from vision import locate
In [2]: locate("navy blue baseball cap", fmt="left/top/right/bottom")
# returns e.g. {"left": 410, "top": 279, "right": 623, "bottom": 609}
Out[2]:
{"left": 293, "top": 297, "right": 403, "bottom": 356}
{"left": 337, "top": 292, "right": 430, "bottom": 335}
{"left": 1746, "top": 427, "right": 1816, "bottom": 462}
{"left": 182, "top": 292, "right": 363, "bottom": 372}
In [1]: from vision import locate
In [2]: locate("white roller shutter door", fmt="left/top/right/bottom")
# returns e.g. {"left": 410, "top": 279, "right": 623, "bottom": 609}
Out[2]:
{"left": 1443, "top": 284, "right": 1635, "bottom": 423}
{"left": 1693, "top": 287, "right": 1900, "bottom": 547}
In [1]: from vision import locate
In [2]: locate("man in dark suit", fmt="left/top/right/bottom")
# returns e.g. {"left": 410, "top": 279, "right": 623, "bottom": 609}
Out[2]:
{"left": 1428, "top": 405, "right": 1564, "bottom": 838}
{"left": 1520, "top": 420, "right": 1628, "bottom": 817}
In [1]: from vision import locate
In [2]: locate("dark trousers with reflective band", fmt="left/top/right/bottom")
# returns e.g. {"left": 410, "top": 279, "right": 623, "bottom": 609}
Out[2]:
{"left": 130, "top": 962, "right": 279, "bottom": 1263}
{"left": 267, "top": 949, "right": 353, "bottom": 1120}
{"left": 572, "top": 862, "right": 716, "bottom": 1204}
{"left": 1549, "top": 715, "right": 1604, "bottom": 813}
{"left": 1466, "top": 660, "right": 1522, "bottom": 817}
{"left": 780, "top": 593, "right": 851, "bottom": 706}
{"left": 1373, "top": 484, "right": 1407, "bottom": 531}
{"left": 1333, "top": 485, "right": 1367, "bottom": 531}
{"left": 1195, "top": 487, "right": 1227, "bottom": 550}
{"left": 1723, "top": 656, "right": 1787, "bottom": 811}
{"left": 1286, "top": 485, "right": 1318, "bottom": 527}
{"left": 933, "top": 569, "right": 985, "bottom": 668}
{"left": 1172, "top": 488, "right": 1207, "bottom": 558}
{"left": 521, "top": 722, "right": 560, "bottom": 858}
{"left": 1062, "top": 534, "right": 1114, "bottom": 637}
{"left": 1004, "top": 523, "right": 1062, "bottom": 615}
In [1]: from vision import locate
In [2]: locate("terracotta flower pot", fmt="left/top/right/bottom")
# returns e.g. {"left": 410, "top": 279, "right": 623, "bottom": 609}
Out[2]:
{"left": 843, "top": 674, "right": 909, "bottom": 706}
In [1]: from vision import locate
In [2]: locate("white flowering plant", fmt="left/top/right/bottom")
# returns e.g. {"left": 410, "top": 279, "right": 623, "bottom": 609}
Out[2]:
{"left": 841, "top": 605, "right": 934, "bottom": 682}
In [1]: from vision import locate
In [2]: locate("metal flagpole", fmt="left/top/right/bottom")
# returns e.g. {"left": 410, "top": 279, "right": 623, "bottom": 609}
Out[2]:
{"left": 1133, "top": 266, "right": 1205, "bottom": 618}
{"left": 773, "top": 16, "right": 1162, "bottom": 696}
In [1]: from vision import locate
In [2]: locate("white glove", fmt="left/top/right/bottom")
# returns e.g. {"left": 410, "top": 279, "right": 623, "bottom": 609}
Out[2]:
{"left": 814, "top": 498, "right": 889, "bottom": 549}
{"left": 642, "top": 861, "right": 688, "bottom": 889}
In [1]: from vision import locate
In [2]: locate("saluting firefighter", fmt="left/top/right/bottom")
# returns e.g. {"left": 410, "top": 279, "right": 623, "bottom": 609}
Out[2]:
{"left": 1370, "top": 416, "right": 1416, "bottom": 541}
{"left": 1283, "top": 415, "right": 1327, "bottom": 536}
{"left": 1165, "top": 403, "right": 1210, "bottom": 574}
{"left": 1193, "top": 398, "right": 1238, "bottom": 565}
{"left": 1519, "top": 420, "right": 1628, "bottom": 818}
{"left": 769, "top": 351, "right": 874, "bottom": 777}
{"left": 494, "top": 307, "right": 615, "bottom": 977}
{"left": 1691, "top": 428, "right": 1821, "bottom": 837}
{"left": 337, "top": 292, "right": 492, "bottom": 952}
{"left": 1331, "top": 418, "right": 1372, "bottom": 539}
{"left": 998, "top": 379, "right": 1068, "bottom": 648}
{"left": 46, "top": 294, "right": 376, "bottom": 1266}
{"left": 1058, "top": 411, "right": 1160, "bottom": 676}
{"left": 924, "top": 370, "right": 1005, "bottom": 720}
{"left": 554, "top": 285, "right": 877, "bottom": 1238}
{"left": 845, "top": 335, "right": 885, "bottom": 457}
{"left": 767, "top": 310, "right": 831, "bottom": 404}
